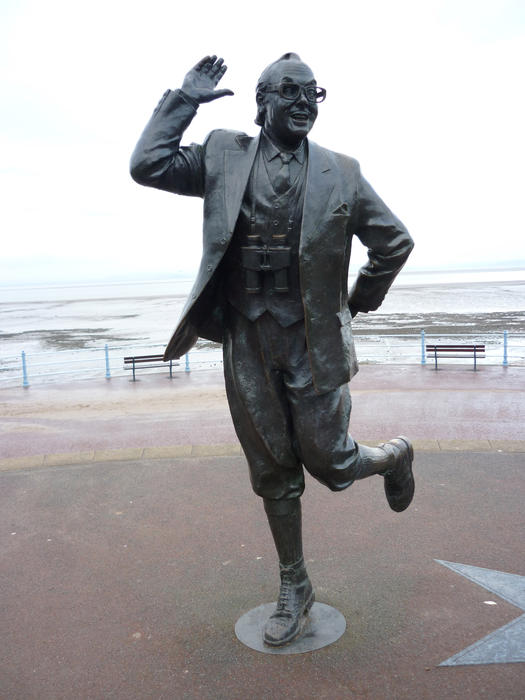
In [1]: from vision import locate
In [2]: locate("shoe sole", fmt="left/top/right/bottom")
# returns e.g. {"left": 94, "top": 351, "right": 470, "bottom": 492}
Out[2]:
{"left": 398, "top": 435, "right": 414, "bottom": 462}
{"left": 387, "top": 436, "right": 414, "bottom": 513}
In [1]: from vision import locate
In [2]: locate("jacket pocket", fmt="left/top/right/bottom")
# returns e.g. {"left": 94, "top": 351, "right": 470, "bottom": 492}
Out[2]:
{"left": 336, "top": 307, "right": 359, "bottom": 379}
{"left": 331, "top": 201, "right": 350, "bottom": 217}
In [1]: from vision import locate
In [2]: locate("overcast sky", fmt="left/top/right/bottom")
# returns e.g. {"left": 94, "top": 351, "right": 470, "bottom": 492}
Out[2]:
{"left": 1, "top": 0, "right": 524, "bottom": 284}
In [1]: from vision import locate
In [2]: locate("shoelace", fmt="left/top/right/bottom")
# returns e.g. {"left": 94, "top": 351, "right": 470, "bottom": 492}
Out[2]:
{"left": 276, "top": 576, "right": 293, "bottom": 611}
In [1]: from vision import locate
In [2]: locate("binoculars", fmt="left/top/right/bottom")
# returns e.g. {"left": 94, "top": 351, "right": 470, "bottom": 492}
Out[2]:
{"left": 241, "top": 244, "right": 291, "bottom": 293}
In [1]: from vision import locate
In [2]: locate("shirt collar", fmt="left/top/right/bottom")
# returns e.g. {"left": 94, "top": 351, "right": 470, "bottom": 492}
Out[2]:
{"left": 260, "top": 131, "right": 306, "bottom": 165}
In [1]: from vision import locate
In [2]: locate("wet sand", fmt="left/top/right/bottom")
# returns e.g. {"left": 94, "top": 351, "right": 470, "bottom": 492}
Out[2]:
{"left": 353, "top": 309, "right": 525, "bottom": 336}
{"left": 1, "top": 278, "right": 524, "bottom": 357}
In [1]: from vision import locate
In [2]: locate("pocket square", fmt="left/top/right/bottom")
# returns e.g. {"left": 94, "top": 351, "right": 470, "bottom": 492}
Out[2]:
{"left": 332, "top": 202, "right": 350, "bottom": 216}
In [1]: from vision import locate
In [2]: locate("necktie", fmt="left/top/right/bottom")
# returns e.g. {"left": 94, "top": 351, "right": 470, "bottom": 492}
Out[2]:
{"left": 274, "top": 152, "right": 292, "bottom": 195}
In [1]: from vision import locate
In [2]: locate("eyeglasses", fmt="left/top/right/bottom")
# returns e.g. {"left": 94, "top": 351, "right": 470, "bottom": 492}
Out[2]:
{"left": 265, "top": 82, "right": 327, "bottom": 103}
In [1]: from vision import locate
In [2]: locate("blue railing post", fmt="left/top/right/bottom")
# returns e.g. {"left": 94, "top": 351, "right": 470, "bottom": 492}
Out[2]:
{"left": 185, "top": 353, "right": 190, "bottom": 372}
{"left": 503, "top": 330, "right": 508, "bottom": 367}
{"left": 21, "top": 350, "right": 29, "bottom": 387}
{"left": 421, "top": 330, "right": 426, "bottom": 365}
{"left": 105, "top": 344, "right": 111, "bottom": 378}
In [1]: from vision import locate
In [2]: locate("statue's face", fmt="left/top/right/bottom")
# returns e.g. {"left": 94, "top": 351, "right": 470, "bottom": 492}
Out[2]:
{"left": 261, "top": 62, "right": 318, "bottom": 149}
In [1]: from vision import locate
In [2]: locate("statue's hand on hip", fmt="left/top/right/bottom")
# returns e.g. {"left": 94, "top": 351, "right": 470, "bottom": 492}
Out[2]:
{"left": 181, "top": 55, "right": 234, "bottom": 103}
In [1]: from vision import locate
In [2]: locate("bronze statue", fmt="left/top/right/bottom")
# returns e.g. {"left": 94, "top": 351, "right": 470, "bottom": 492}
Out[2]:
{"left": 131, "top": 54, "right": 415, "bottom": 647}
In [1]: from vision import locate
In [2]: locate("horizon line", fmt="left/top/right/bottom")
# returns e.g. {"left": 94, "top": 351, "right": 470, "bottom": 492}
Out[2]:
{"left": 1, "top": 262, "right": 525, "bottom": 290}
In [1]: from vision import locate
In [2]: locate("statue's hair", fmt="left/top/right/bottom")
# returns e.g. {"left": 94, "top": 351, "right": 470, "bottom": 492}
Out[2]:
{"left": 255, "top": 52, "right": 304, "bottom": 126}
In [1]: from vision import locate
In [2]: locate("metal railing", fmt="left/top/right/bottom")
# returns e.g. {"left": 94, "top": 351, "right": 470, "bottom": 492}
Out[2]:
{"left": 1, "top": 331, "right": 524, "bottom": 387}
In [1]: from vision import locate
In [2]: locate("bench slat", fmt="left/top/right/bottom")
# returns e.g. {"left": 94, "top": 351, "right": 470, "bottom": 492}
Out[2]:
{"left": 428, "top": 354, "right": 486, "bottom": 359}
{"left": 124, "top": 355, "right": 165, "bottom": 364}
{"left": 427, "top": 345, "right": 485, "bottom": 352}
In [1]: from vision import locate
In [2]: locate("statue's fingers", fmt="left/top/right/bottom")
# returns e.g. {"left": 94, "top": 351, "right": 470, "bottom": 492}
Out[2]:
{"left": 212, "top": 64, "right": 228, "bottom": 86}
{"left": 210, "top": 57, "right": 225, "bottom": 76}
{"left": 193, "top": 55, "right": 211, "bottom": 72}
{"left": 213, "top": 67, "right": 226, "bottom": 85}
{"left": 201, "top": 55, "right": 217, "bottom": 73}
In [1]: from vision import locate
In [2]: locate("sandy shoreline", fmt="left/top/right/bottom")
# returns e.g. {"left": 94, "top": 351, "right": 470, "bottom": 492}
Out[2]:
{"left": 1, "top": 310, "right": 524, "bottom": 355}
{"left": 352, "top": 309, "right": 525, "bottom": 335}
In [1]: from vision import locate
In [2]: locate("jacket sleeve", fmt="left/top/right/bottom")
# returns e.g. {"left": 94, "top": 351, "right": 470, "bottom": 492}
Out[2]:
{"left": 130, "top": 89, "right": 205, "bottom": 198}
{"left": 348, "top": 171, "right": 414, "bottom": 314}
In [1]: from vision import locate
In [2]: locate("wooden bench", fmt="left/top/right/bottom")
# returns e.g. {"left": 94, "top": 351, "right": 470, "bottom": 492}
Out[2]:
{"left": 426, "top": 344, "right": 485, "bottom": 370}
{"left": 123, "top": 355, "right": 178, "bottom": 380}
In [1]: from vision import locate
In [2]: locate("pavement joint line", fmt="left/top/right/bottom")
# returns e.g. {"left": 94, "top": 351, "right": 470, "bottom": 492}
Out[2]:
{"left": 1, "top": 440, "right": 524, "bottom": 472}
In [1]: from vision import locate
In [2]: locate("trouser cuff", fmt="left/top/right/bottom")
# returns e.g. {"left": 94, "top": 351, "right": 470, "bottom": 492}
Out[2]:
{"left": 263, "top": 496, "right": 301, "bottom": 516}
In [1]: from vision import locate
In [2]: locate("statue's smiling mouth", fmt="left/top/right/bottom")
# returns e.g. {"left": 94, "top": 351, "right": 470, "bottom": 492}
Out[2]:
{"left": 290, "top": 111, "right": 309, "bottom": 123}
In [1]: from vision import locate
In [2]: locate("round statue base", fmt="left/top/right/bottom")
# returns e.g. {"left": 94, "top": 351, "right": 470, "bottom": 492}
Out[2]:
{"left": 234, "top": 602, "right": 346, "bottom": 654}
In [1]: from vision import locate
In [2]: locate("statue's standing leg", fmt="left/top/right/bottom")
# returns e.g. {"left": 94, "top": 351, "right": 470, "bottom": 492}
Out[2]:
{"left": 262, "top": 497, "right": 314, "bottom": 647}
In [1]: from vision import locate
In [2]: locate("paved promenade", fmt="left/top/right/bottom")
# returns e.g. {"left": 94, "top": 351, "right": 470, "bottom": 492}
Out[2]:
{"left": 2, "top": 364, "right": 524, "bottom": 468}
{"left": 1, "top": 364, "right": 524, "bottom": 698}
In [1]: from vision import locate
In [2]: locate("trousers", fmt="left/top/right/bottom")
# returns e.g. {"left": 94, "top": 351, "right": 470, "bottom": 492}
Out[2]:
{"left": 223, "top": 308, "right": 366, "bottom": 500}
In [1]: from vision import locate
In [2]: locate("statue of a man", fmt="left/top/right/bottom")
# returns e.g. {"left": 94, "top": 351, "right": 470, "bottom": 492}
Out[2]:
{"left": 131, "top": 54, "right": 415, "bottom": 647}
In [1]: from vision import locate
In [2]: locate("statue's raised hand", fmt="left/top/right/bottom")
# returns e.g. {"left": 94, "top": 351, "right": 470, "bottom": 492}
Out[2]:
{"left": 181, "top": 55, "right": 234, "bottom": 104}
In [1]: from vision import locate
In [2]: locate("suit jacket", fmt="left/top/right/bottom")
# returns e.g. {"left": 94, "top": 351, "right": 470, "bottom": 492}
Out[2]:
{"left": 130, "top": 89, "right": 414, "bottom": 394}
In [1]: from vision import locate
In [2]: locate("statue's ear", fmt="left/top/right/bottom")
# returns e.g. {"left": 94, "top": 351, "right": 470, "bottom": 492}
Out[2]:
{"left": 255, "top": 90, "right": 266, "bottom": 126}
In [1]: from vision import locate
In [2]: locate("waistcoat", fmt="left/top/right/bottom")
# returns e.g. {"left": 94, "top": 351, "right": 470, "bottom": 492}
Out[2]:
{"left": 224, "top": 146, "right": 306, "bottom": 327}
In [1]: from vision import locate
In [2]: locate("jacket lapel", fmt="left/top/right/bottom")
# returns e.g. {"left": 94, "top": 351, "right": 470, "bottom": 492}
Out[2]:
{"left": 300, "top": 140, "right": 336, "bottom": 251}
{"left": 224, "top": 134, "right": 260, "bottom": 235}
{"left": 223, "top": 136, "right": 337, "bottom": 247}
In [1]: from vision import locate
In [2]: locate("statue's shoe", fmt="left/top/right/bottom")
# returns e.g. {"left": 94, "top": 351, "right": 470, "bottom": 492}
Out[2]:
{"left": 381, "top": 436, "right": 415, "bottom": 512}
{"left": 263, "top": 566, "right": 315, "bottom": 647}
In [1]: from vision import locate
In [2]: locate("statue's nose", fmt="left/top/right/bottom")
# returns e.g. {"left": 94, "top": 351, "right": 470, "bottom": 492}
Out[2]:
{"left": 295, "top": 91, "right": 309, "bottom": 107}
